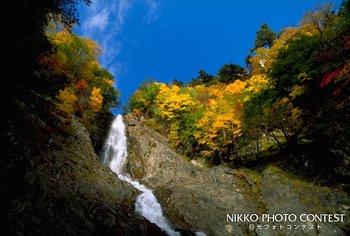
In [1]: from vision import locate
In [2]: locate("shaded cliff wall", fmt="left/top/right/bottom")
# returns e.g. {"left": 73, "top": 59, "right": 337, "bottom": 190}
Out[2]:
{"left": 0, "top": 96, "right": 165, "bottom": 236}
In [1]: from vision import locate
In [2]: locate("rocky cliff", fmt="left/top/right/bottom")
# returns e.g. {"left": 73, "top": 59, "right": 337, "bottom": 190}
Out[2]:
{"left": 124, "top": 114, "right": 350, "bottom": 236}
{"left": 0, "top": 97, "right": 165, "bottom": 236}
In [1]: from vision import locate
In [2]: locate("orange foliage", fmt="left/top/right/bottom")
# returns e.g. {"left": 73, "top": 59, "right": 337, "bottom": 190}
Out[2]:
{"left": 75, "top": 79, "right": 88, "bottom": 94}
{"left": 89, "top": 87, "right": 103, "bottom": 112}
{"left": 55, "top": 88, "right": 77, "bottom": 117}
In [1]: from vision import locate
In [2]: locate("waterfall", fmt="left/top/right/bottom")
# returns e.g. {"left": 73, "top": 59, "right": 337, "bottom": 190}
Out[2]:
{"left": 101, "top": 115, "right": 181, "bottom": 236}
{"left": 102, "top": 115, "right": 128, "bottom": 175}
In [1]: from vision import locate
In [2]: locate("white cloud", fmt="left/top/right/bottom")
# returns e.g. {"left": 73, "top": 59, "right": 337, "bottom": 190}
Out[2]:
{"left": 81, "top": 0, "right": 132, "bottom": 37}
{"left": 145, "top": 0, "right": 160, "bottom": 23}
{"left": 85, "top": 8, "right": 109, "bottom": 31}
{"left": 79, "top": 0, "right": 134, "bottom": 79}
{"left": 77, "top": 0, "right": 160, "bottom": 83}
{"left": 117, "top": 0, "right": 132, "bottom": 27}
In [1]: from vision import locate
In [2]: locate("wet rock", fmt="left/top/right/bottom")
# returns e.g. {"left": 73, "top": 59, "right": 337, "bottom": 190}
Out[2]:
{"left": 175, "top": 228, "right": 196, "bottom": 235}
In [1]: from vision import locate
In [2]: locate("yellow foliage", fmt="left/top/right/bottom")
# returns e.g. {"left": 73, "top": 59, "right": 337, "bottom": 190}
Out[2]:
{"left": 87, "top": 61, "right": 101, "bottom": 72}
{"left": 279, "top": 27, "right": 299, "bottom": 43}
{"left": 194, "top": 85, "right": 244, "bottom": 158}
{"left": 156, "top": 84, "right": 195, "bottom": 120}
{"left": 249, "top": 27, "right": 299, "bottom": 75}
{"left": 50, "top": 30, "right": 103, "bottom": 83}
{"left": 79, "top": 60, "right": 102, "bottom": 81}
{"left": 89, "top": 87, "right": 103, "bottom": 112}
{"left": 106, "top": 79, "right": 114, "bottom": 87}
{"left": 291, "top": 107, "right": 303, "bottom": 128}
{"left": 171, "top": 84, "right": 181, "bottom": 93}
{"left": 56, "top": 87, "right": 77, "bottom": 117}
{"left": 84, "top": 38, "right": 102, "bottom": 57}
{"left": 52, "top": 30, "right": 73, "bottom": 45}
{"left": 195, "top": 85, "right": 206, "bottom": 92}
{"left": 208, "top": 84, "right": 225, "bottom": 98}
{"left": 249, "top": 47, "right": 270, "bottom": 75}
{"left": 225, "top": 80, "right": 246, "bottom": 95}
{"left": 290, "top": 85, "right": 306, "bottom": 99}
{"left": 245, "top": 75, "right": 269, "bottom": 93}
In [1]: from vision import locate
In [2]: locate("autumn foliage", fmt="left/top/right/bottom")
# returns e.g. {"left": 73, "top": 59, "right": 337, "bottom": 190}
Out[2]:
{"left": 39, "top": 29, "right": 119, "bottom": 130}
{"left": 128, "top": 75, "right": 269, "bottom": 161}
{"left": 128, "top": 2, "right": 350, "bottom": 165}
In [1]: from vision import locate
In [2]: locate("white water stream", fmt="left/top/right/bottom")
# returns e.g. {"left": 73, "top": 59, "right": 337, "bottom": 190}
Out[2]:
{"left": 102, "top": 115, "right": 205, "bottom": 236}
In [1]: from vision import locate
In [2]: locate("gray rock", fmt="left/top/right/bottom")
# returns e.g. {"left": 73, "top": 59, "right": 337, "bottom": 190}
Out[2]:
{"left": 1, "top": 108, "right": 164, "bottom": 236}
{"left": 124, "top": 114, "right": 350, "bottom": 236}
{"left": 125, "top": 114, "right": 260, "bottom": 236}
{"left": 259, "top": 166, "right": 350, "bottom": 236}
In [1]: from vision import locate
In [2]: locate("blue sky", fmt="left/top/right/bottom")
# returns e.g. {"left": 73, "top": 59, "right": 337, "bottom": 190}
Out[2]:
{"left": 74, "top": 0, "right": 342, "bottom": 113}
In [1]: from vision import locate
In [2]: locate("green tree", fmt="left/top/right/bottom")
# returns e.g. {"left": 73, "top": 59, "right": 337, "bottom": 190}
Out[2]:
{"left": 299, "top": 3, "right": 337, "bottom": 37}
{"left": 46, "top": 30, "right": 101, "bottom": 83}
{"left": 243, "top": 89, "right": 302, "bottom": 147}
{"left": 127, "top": 79, "right": 160, "bottom": 117}
{"left": 171, "top": 79, "right": 185, "bottom": 87}
{"left": 246, "top": 23, "right": 276, "bottom": 69}
{"left": 269, "top": 35, "right": 321, "bottom": 96}
{"left": 189, "top": 70, "right": 214, "bottom": 86}
{"left": 217, "top": 64, "right": 245, "bottom": 84}
{"left": 254, "top": 23, "right": 277, "bottom": 49}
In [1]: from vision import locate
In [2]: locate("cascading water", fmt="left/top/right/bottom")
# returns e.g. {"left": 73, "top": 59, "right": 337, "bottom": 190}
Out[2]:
{"left": 102, "top": 115, "right": 186, "bottom": 236}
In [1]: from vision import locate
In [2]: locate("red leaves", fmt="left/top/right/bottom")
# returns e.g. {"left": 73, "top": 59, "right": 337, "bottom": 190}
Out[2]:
{"left": 75, "top": 79, "right": 88, "bottom": 94}
{"left": 38, "top": 54, "right": 65, "bottom": 75}
{"left": 320, "top": 66, "right": 344, "bottom": 88}
{"left": 320, "top": 65, "right": 349, "bottom": 96}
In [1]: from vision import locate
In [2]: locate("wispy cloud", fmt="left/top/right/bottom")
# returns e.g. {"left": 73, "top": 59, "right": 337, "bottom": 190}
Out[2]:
{"left": 77, "top": 0, "right": 160, "bottom": 82}
{"left": 79, "top": 0, "right": 133, "bottom": 77}
{"left": 117, "top": 0, "right": 132, "bottom": 27}
{"left": 81, "top": 0, "right": 132, "bottom": 40}
{"left": 145, "top": 0, "right": 160, "bottom": 23}
{"left": 85, "top": 8, "right": 109, "bottom": 31}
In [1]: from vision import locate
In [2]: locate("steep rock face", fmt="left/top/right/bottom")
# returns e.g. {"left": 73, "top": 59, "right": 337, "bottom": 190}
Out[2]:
{"left": 124, "top": 114, "right": 350, "bottom": 236}
{"left": 0, "top": 98, "right": 165, "bottom": 236}
{"left": 125, "top": 114, "right": 260, "bottom": 235}
{"left": 259, "top": 166, "right": 350, "bottom": 236}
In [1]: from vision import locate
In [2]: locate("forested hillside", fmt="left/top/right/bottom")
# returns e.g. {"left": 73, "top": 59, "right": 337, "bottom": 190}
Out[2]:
{"left": 127, "top": 2, "right": 350, "bottom": 184}
{"left": 1, "top": 0, "right": 119, "bottom": 152}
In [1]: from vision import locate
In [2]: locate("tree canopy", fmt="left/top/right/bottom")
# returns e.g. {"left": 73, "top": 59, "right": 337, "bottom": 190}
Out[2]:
{"left": 254, "top": 23, "right": 277, "bottom": 50}
{"left": 127, "top": 2, "right": 350, "bottom": 170}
